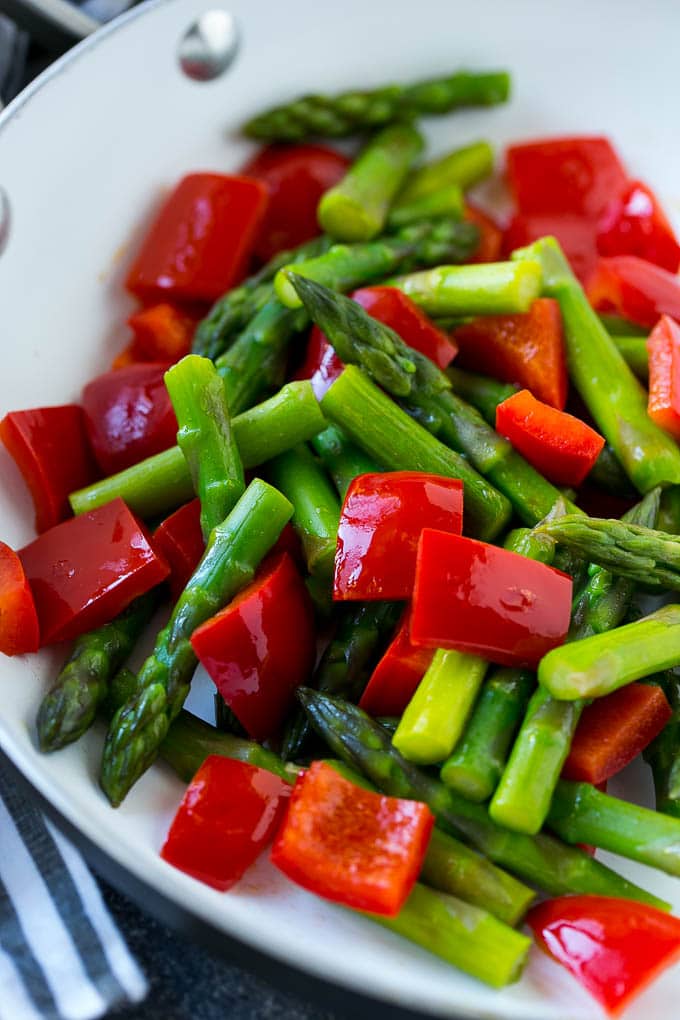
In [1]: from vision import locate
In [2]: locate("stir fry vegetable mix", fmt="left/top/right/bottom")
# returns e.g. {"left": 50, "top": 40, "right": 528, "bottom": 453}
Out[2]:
{"left": 5, "top": 64, "right": 680, "bottom": 1012}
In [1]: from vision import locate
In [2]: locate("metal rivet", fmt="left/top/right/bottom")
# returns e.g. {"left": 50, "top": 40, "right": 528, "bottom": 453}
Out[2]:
{"left": 0, "top": 188, "right": 9, "bottom": 257}
{"left": 178, "top": 10, "right": 239, "bottom": 82}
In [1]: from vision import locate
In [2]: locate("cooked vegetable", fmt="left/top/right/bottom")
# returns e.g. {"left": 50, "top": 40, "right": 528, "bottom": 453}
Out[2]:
{"left": 611, "top": 334, "right": 649, "bottom": 381}
{"left": 0, "top": 541, "right": 40, "bottom": 656}
{"left": 127, "top": 302, "right": 197, "bottom": 363}
{"left": 446, "top": 366, "right": 517, "bottom": 425}
{"left": 359, "top": 607, "right": 434, "bottom": 718}
{"left": 388, "top": 260, "right": 543, "bottom": 317}
{"left": 352, "top": 286, "right": 458, "bottom": 369}
{"left": 310, "top": 424, "right": 380, "bottom": 500}
{"left": 386, "top": 185, "right": 464, "bottom": 229}
{"left": 644, "top": 673, "right": 680, "bottom": 818}
{"left": 395, "top": 141, "right": 494, "bottom": 203}
{"left": 597, "top": 179, "right": 680, "bottom": 272}
{"left": 647, "top": 314, "right": 680, "bottom": 440}
{"left": 243, "top": 70, "right": 511, "bottom": 141}
{"left": 589, "top": 254, "right": 680, "bottom": 330}
{"left": 152, "top": 500, "right": 204, "bottom": 599}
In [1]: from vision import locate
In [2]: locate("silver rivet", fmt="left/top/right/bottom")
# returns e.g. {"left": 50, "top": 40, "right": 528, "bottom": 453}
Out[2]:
{"left": 0, "top": 188, "right": 9, "bottom": 257}
{"left": 178, "top": 10, "right": 239, "bottom": 82}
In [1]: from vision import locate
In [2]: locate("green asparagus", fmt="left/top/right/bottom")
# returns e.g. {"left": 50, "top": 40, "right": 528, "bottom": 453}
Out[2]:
{"left": 100, "top": 479, "right": 293, "bottom": 805}
{"left": 588, "top": 444, "right": 638, "bottom": 499}
{"left": 446, "top": 366, "right": 517, "bottom": 426}
{"left": 644, "top": 672, "right": 680, "bottom": 818}
{"left": 612, "top": 335, "right": 649, "bottom": 382}
{"left": 318, "top": 124, "right": 423, "bottom": 241}
{"left": 69, "top": 380, "right": 326, "bottom": 518}
{"left": 311, "top": 424, "right": 381, "bottom": 500}
{"left": 395, "top": 141, "right": 494, "bottom": 203}
{"left": 386, "top": 184, "right": 463, "bottom": 230}
{"left": 243, "top": 70, "right": 510, "bottom": 141}
{"left": 297, "top": 689, "right": 667, "bottom": 907}
{"left": 387, "top": 260, "right": 542, "bottom": 317}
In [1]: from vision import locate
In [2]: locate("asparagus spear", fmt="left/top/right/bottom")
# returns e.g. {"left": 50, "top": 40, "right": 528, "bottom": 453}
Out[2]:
{"left": 548, "top": 779, "right": 680, "bottom": 877}
{"left": 243, "top": 71, "right": 510, "bottom": 141}
{"left": 446, "top": 366, "right": 517, "bottom": 426}
{"left": 281, "top": 599, "right": 402, "bottom": 762}
{"left": 69, "top": 380, "right": 325, "bottom": 518}
{"left": 320, "top": 366, "right": 512, "bottom": 540}
{"left": 37, "top": 592, "right": 160, "bottom": 752}
{"left": 659, "top": 486, "right": 680, "bottom": 535}
{"left": 588, "top": 444, "right": 638, "bottom": 499}
{"left": 395, "top": 141, "right": 494, "bottom": 203}
{"left": 490, "top": 490, "right": 662, "bottom": 832}
{"left": 275, "top": 219, "right": 480, "bottom": 308}
{"left": 386, "top": 185, "right": 463, "bottom": 230}
{"left": 318, "top": 124, "right": 423, "bottom": 241}
{"left": 440, "top": 668, "right": 535, "bottom": 802}
{"left": 267, "top": 445, "right": 340, "bottom": 581}
{"left": 644, "top": 672, "right": 680, "bottom": 818}
{"left": 165, "top": 355, "right": 245, "bottom": 541}
{"left": 100, "top": 479, "right": 293, "bottom": 805}
{"left": 192, "top": 236, "right": 332, "bottom": 360}
{"left": 297, "top": 690, "right": 666, "bottom": 907}
{"left": 612, "top": 335, "right": 649, "bottom": 382}
{"left": 512, "top": 236, "right": 680, "bottom": 492}
{"left": 311, "top": 424, "right": 381, "bottom": 500}
{"left": 540, "top": 605, "right": 680, "bottom": 701}
{"left": 538, "top": 513, "right": 680, "bottom": 591}
{"left": 393, "top": 649, "right": 487, "bottom": 765}
{"left": 291, "top": 274, "right": 577, "bottom": 526}
{"left": 387, "top": 260, "right": 543, "bottom": 317}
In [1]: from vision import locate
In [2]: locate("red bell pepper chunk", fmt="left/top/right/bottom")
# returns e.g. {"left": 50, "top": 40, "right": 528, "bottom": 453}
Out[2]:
{"left": 596, "top": 180, "right": 680, "bottom": 273}
{"left": 81, "top": 362, "right": 177, "bottom": 476}
{"left": 152, "top": 499, "right": 204, "bottom": 600}
{"left": 411, "top": 529, "right": 572, "bottom": 669}
{"left": 359, "top": 608, "right": 434, "bottom": 717}
{"left": 161, "top": 756, "right": 290, "bottom": 892}
{"left": 562, "top": 683, "right": 672, "bottom": 785}
{"left": 527, "top": 895, "right": 680, "bottom": 1016}
{"left": 496, "top": 389, "right": 605, "bottom": 487}
{"left": 334, "top": 472, "right": 464, "bottom": 601}
{"left": 503, "top": 212, "right": 599, "bottom": 285}
{"left": 506, "top": 137, "right": 628, "bottom": 218}
{"left": 294, "top": 326, "right": 345, "bottom": 401}
{"left": 19, "top": 497, "right": 169, "bottom": 645}
{"left": 453, "top": 298, "right": 568, "bottom": 410}
{"left": 241, "top": 144, "right": 350, "bottom": 262}
{"left": 191, "top": 552, "right": 315, "bottom": 741}
{"left": 271, "top": 761, "right": 433, "bottom": 916}
{"left": 464, "top": 203, "right": 503, "bottom": 264}
{"left": 646, "top": 315, "right": 680, "bottom": 441}
{"left": 587, "top": 255, "right": 680, "bottom": 330}
{"left": 269, "top": 521, "right": 305, "bottom": 571}
{"left": 127, "top": 303, "right": 201, "bottom": 363}
{"left": 0, "top": 406, "right": 98, "bottom": 534}
{"left": 351, "top": 287, "right": 458, "bottom": 370}
{"left": 125, "top": 174, "right": 269, "bottom": 304}
{"left": 0, "top": 542, "right": 40, "bottom": 656}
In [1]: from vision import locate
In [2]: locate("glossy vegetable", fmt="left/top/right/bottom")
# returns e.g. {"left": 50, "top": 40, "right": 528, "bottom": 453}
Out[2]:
{"left": 359, "top": 607, "right": 434, "bottom": 718}
{"left": 0, "top": 541, "right": 40, "bottom": 655}
{"left": 411, "top": 529, "right": 572, "bottom": 668}
{"left": 125, "top": 173, "right": 269, "bottom": 303}
{"left": 563, "top": 683, "right": 672, "bottom": 785}
{"left": 465, "top": 204, "right": 503, "bottom": 263}
{"left": 0, "top": 405, "right": 97, "bottom": 532}
{"left": 389, "top": 260, "right": 543, "bottom": 317}
{"left": 310, "top": 424, "right": 381, "bottom": 500}
{"left": 588, "top": 255, "right": 680, "bottom": 329}
{"left": 241, "top": 143, "right": 349, "bottom": 260}
{"left": 191, "top": 553, "right": 315, "bottom": 741}
{"left": 527, "top": 896, "right": 680, "bottom": 1016}
{"left": 334, "top": 472, "right": 463, "bottom": 601}
{"left": 161, "top": 756, "right": 290, "bottom": 891}
{"left": 352, "top": 287, "right": 458, "bottom": 369}
{"left": 496, "top": 389, "right": 605, "bottom": 487}
{"left": 397, "top": 141, "right": 494, "bottom": 203}
{"left": 452, "top": 298, "right": 567, "bottom": 409}
{"left": 647, "top": 315, "right": 680, "bottom": 440}
{"left": 597, "top": 180, "right": 680, "bottom": 272}
{"left": 127, "top": 303, "right": 198, "bottom": 363}
{"left": 152, "top": 499, "right": 204, "bottom": 600}
{"left": 503, "top": 212, "right": 599, "bottom": 284}
{"left": 19, "top": 497, "right": 169, "bottom": 645}
{"left": 271, "top": 761, "right": 433, "bottom": 916}
{"left": 82, "top": 363, "right": 177, "bottom": 476}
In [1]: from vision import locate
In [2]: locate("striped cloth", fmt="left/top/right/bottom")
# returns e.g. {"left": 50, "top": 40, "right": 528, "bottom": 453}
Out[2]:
{"left": 0, "top": 756, "right": 147, "bottom": 1019}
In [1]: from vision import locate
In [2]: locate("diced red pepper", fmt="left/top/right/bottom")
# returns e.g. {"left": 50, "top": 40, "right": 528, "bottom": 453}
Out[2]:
{"left": 596, "top": 180, "right": 680, "bottom": 273}
{"left": 527, "top": 895, "right": 680, "bottom": 1016}
{"left": 359, "top": 608, "right": 434, "bottom": 717}
{"left": 453, "top": 298, "right": 568, "bottom": 410}
{"left": 351, "top": 287, "right": 458, "bottom": 369}
{"left": 496, "top": 389, "right": 605, "bottom": 487}
{"left": 271, "top": 761, "right": 433, "bottom": 916}
{"left": 127, "top": 303, "right": 201, "bottom": 363}
{"left": 562, "top": 683, "right": 672, "bottom": 785}
{"left": 152, "top": 499, "right": 204, "bottom": 600}
{"left": 161, "top": 756, "right": 290, "bottom": 892}
{"left": 125, "top": 174, "right": 269, "bottom": 304}
{"left": 294, "top": 326, "right": 344, "bottom": 401}
{"left": 334, "top": 472, "right": 464, "bottom": 601}
{"left": 464, "top": 203, "right": 503, "bottom": 264}
{"left": 411, "top": 529, "right": 572, "bottom": 669}
{"left": 587, "top": 255, "right": 680, "bottom": 330}
{"left": 646, "top": 315, "right": 680, "bottom": 441}
{"left": 503, "top": 212, "right": 599, "bottom": 285}
{"left": 191, "top": 553, "right": 315, "bottom": 741}
{"left": 110, "top": 342, "right": 139, "bottom": 371}
{"left": 506, "top": 137, "right": 628, "bottom": 218}
{"left": 269, "top": 522, "right": 305, "bottom": 571}
{"left": 81, "top": 362, "right": 177, "bottom": 476}
{"left": 0, "top": 542, "right": 40, "bottom": 655}
{"left": 19, "top": 497, "right": 169, "bottom": 645}
{"left": 241, "top": 144, "right": 350, "bottom": 262}
{"left": 0, "top": 406, "right": 98, "bottom": 534}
